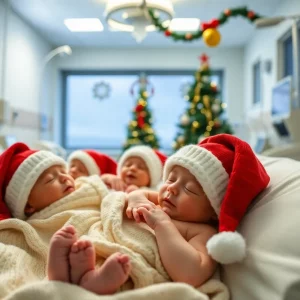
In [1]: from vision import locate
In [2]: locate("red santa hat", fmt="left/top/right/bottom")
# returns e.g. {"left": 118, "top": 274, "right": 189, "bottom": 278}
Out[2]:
{"left": 0, "top": 142, "right": 66, "bottom": 220}
{"left": 163, "top": 134, "right": 270, "bottom": 264}
{"left": 117, "top": 145, "right": 167, "bottom": 188}
{"left": 68, "top": 150, "right": 117, "bottom": 176}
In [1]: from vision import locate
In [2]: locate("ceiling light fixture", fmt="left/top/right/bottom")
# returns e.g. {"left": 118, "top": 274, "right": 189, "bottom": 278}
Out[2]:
{"left": 64, "top": 18, "right": 104, "bottom": 32}
{"left": 104, "top": 0, "right": 174, "bottom": 43}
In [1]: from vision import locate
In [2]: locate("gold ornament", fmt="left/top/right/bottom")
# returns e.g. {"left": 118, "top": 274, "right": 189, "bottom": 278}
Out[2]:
{"left": 209, "top": 120, "right": 215, "bottom": 126}
{"left": 132, "top": 131, "right": 138, "bottom": 137}
{"left": 203, "top": 28, "right": 221, "bottom": 47}
{"left": 142, "top": 91, "right": 148, "bottom": 98}
{"left": 130, "top": 120, "right": 137, "bottom": 127}
{"left": 203, "top": 95, "right": 210, "bottom": 108}
{"left": 221, "top": 103, "right": 227, "bottom": 109}
{"left": 192, "top": 121, "right": 200, "bottom": 128}
{"left": 206, "top": 110, "right": 212, "bottom": 121}
{"left": 184, "top": 95, "right": 190, "bottom": 101}
{"left": 204, "top": 131, "right": 210, "bottom": 137}
{"left": 139, "top": 99, "right": 147, "bottom": 106}
{"left": 177, "top": 135, "right": 185, "bottom": 143}
{"left": 206, "top": 125, "right": 212, "bottom": 131}
{"left": 190, "top": 109, "right": 196, "bottom": 114}
{"left": 193, "top": 95, "right": 200, "bottom": 102}
{"left": 147, "top": 128, "right": 154, "bottom": 134}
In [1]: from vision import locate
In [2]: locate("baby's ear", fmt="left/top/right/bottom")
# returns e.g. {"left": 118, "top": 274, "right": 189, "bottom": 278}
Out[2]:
{"left": 24, "top": 203, "right": 36, "bottom": 216}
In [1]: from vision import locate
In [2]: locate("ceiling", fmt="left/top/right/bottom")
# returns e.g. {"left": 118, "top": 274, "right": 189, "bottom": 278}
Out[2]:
{"left": 9, "top": 0, "right": 282, "bottom": 48}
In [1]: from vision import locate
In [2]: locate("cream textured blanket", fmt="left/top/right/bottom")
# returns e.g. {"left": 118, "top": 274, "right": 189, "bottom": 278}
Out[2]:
{"left": 0, "top": 175, "right": 229, "bottom": 300}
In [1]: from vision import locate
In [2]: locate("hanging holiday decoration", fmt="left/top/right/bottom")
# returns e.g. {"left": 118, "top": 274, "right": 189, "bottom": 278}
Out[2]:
{"left": 172, "top": 54, "right": 233, "bottom": 151}
{"left": 92, "top": 81, "right": 111, "bottom": 100}
{"left": 147, "top": 6, "right": 262, "bottom": 47}
{"left": 123, "top": 74, "right": 160, "bottom": 151}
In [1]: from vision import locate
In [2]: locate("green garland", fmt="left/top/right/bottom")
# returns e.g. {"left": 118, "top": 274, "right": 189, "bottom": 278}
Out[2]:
{"left": 148, "top": 6, "right": 263, "bottom": 42}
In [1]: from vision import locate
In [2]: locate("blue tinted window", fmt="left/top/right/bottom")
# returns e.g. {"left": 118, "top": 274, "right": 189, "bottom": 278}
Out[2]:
{"left": 62, "top": 71, "right": 223, "bottom": 152}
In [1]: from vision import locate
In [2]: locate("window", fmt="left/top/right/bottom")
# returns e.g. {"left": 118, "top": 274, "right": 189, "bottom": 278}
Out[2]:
{"left": 283, "top": 35, "right": 293, "bottom": 77}
{"left": 281, "top": 25, "right": 300, "bottom": 79}
{"left": 61, "top": 70, "right": 223, "bottom": 152}
{"left": 253, "top": 61, "right": 261, "bottom": 105}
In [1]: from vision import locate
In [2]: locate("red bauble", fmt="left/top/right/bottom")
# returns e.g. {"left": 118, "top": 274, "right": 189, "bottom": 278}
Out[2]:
{"left": 137, "top": 116, "right": 145, "bottom": 128}
{"left": 165, "top": 30, "right": 172, "bottom": 36}
{"left": 135, "top": 104, "right": 144, "bottom": 112}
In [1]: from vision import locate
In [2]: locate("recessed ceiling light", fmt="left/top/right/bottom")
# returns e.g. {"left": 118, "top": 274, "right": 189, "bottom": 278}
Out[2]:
{"left": 169, "top": 18, "right": 201, "bottom": 32}
{"left": 64, "top": 18, "right": 104, "bottom": 32}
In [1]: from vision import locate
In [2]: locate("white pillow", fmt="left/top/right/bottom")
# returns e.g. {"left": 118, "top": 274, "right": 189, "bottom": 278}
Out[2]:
{"left": 222, "top": 155, "right": 300, "bottom": 300}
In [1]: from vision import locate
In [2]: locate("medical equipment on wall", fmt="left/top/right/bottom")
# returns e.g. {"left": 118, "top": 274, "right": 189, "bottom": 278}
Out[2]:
{"left": 32, "top": 140, "right": 67, "bottom": 160}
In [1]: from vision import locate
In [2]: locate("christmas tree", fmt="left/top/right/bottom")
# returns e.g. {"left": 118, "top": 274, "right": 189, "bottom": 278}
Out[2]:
{"left": 173, "top": 54, "right": 233, "bottom": 151}
{"left": 123, "top": 74, "right": 160, "bottom": 151}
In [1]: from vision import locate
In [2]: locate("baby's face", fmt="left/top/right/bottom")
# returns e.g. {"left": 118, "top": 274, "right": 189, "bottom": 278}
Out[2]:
{"left": 25, "top": 165, "right": 75, "bottom": 216}
{"left": 158, "top": 165, "right": 216, "bottom": 223}
{"left": 69, "top": 159, "right": 89, "bottom": 179}
{"left": 120, "top": 156, "right": 150, "bottom": 187}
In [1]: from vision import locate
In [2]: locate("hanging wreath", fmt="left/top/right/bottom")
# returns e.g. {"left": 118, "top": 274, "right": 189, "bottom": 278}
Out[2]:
{"left": 147, "top": 6, "right": 262, "bottom": 47}
{"left": 93, "top": 81, "right": 111, "bottom": 100}
{"left": 130, "top": 75, "right": 155, "bottom": 98}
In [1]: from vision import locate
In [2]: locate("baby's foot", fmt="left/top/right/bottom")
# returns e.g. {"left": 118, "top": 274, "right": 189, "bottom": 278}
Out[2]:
{"left": 69, "top": 239, "right": 95, "bottom": 285}
{"left": 81, "top": 252, "right": 131, "bottom": 295}
{"left": 47, "top": 225, "right": 77, "bottom": 282}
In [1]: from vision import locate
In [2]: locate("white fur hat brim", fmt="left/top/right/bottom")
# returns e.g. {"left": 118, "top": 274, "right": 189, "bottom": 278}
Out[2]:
{"left": 68, "top": 150, "right": 100, "bottom": 175}
{"left": 163, "top": 144, "right": 229, "bottom": 215}
{"left": 118, "top": 145, "right": 163, "bottom": 188}
{"left": 5, "top": 151, "right": 66, "bottom": 220}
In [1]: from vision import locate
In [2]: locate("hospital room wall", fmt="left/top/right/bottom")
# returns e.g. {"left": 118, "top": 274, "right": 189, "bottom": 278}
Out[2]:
{"left": 0, "top": 1, "right": 54, "bottom": 147}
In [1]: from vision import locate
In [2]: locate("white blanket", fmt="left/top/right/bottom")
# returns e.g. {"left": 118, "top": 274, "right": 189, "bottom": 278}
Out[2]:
{"left": 0, "top": 175, "right": 229, "bottom": 300}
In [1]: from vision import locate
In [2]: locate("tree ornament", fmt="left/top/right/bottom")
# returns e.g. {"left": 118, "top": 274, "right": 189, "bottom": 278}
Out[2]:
{"left": 177, "top": 135, "right": 185, "bottom": 143}
{"left": 135, "top": 104, "right": 144, "bottom": 112}
{"left": 212, "top": 103, "right": 221, "bottom": 113}
{"left": 197, "top": 103, "right": 204, "bottom": 109}
{"left": 203, "top": 28, "right": 221, "bottom": 47}
{"left": 137, "top": 116, "right": 145, "bottom": 128}
{"left": 180, "top": 114, "right": 190, "bottom": 125}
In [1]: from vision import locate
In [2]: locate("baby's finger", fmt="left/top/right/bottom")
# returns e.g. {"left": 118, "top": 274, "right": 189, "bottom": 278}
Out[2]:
{"left": 126, "top": 207, "right": 133, "bottom": 219}
{"left": 133, "top": 208, "right": 142, "bottom": 223}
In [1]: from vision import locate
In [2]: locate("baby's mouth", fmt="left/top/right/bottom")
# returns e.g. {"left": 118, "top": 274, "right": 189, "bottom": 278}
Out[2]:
{"left": 126, "top": 174, "right": 136, "bottom": 180}
{"left": 64, "top": 185, "right": 74, "bottom": 193}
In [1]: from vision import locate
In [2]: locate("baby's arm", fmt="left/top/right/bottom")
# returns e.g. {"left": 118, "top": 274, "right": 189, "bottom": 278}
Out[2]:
{"left": 137, "top": 207, "right": 217, "bottom": 287}
{"left": 101, "top": 174, "right": 127, "bottom": 191}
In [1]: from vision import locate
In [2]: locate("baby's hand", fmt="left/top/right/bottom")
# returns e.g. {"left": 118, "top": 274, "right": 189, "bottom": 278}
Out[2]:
{"left": 126, "top": 184, "right": 139, "bottom": 193}
{"left": 126, "top": 191, "right": 156, "bottom": 222}
{"left": 137, "top": 206, "right": 171, "bottom": 230}
{"left": 101, "top": 174, "right": 127, "bottom": 191}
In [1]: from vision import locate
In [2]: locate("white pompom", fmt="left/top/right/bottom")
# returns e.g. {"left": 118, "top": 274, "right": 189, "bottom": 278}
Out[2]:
{"left": 206, "top": 231, "right": 246, "bottom": 264}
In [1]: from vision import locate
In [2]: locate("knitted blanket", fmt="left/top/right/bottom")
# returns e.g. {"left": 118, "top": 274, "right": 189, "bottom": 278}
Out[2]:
{"left": 0, "top": 175, "right": 229, "bottom": 300}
